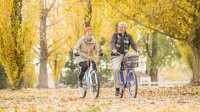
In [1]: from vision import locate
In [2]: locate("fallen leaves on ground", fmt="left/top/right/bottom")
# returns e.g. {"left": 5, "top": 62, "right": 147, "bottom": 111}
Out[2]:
{"left": 0, "top": 86, "right": 199, "bottom": 112}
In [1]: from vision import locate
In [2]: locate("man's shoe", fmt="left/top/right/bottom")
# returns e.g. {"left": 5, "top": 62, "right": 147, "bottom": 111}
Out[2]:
{"left": 78, "top": 80, "right": 82, "bottom": 87}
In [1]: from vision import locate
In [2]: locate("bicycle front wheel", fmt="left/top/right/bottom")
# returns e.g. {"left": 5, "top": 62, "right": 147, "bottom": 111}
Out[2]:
{"left": 127, "top": 70, "right": 138, "bottom": 98}
{"left": 89, "top": 70, "right": 100, "bottom": 99}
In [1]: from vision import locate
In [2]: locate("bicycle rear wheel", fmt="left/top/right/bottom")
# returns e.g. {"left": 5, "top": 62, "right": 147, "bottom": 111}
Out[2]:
{"left": 127, "top": 70, "right": 138, "bottom": 98}
{"left": 89, "top": 70, "right": 100, "bottom": 99}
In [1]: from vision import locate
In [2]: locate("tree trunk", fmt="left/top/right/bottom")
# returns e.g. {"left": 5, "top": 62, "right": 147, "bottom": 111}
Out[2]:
{"left": 84, "top": 0, "right": 92, "bottom": 27}
{"left": 150, "top": 32, "right": 158, "bottom": 82}
{"left": 38, "top": 56, "right": 48, "bottom": 88}
{"left": 37, "top": 7, "right": 48, "bottom": 88}
{"left": 0, "top": 63, "right": 9, "bottom": 89}
{"left": 189, "top": 27, "right": 200, "bottom": 86}
{"left": 11, "top": 0, "right": 24, "bottom": 89}
{"left": 144, "top": 34, "right": 150, "bottom": 75}
{"left": 150, "top": 68, "right": 158, "bottom": 82}
{"left": 54, "top": 76, "right": 60, "bottom": 88}
{"left": 53, "top": 54, "right": 58, "bottom": 88}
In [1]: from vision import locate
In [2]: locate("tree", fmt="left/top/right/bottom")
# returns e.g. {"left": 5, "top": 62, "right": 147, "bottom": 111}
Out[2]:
{"left": 0, "top": 0, "right": 38, "bottom": 89}
{"left": 37, "top": 0, "right": 57, "bottom": 88}
{"left": 106, "top": 0, "right": 200, "bottom": 85}
{"left": 138, "top": 32, "right": 181, "bottom": 82}
{"left": 37, "top": 0, "right": 72, "bottom": 88}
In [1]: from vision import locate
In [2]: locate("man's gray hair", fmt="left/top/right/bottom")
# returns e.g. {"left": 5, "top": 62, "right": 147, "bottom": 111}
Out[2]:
{"left": 118, "top": 22, "right": 128, "bottom": 28}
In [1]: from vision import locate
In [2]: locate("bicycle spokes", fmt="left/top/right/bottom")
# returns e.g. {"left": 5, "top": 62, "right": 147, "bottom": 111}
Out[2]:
{"left": 89, "top": 71, "right": 100, "bottom": 99}
{"left": 91, "top": 75, "right": 98, "bottom": 92}
{"left": 128, "top": 74, "right": 136, "bottom": 85}
{"left": 127, "top": 70, "right": 138, "bottom": 98}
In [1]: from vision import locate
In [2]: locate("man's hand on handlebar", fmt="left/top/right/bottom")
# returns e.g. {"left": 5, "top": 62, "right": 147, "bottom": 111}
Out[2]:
{"left": 112, "top": 49, "right": 118, "bottom": 54}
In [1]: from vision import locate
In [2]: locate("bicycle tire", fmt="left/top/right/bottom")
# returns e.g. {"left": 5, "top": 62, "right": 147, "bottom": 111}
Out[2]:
{"left": 127, "top": 70, "right": 138, "bottom": 98}
{"left": 89, "top": 70, "right": 100, "bottom": 99}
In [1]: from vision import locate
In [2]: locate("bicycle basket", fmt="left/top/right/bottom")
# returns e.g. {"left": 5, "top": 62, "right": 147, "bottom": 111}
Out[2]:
{"left": 123, "top": 55, "right": 139, "bottom": 68}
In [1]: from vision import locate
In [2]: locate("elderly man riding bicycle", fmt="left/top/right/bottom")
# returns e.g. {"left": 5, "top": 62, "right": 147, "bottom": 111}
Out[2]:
{"left": 110, "top": 22, "right": 141, "bottom": 96}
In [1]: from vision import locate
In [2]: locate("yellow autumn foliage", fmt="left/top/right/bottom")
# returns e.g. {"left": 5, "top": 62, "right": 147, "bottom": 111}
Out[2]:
{"left": 0, "top": 0, "right": 39, "bottom": 89}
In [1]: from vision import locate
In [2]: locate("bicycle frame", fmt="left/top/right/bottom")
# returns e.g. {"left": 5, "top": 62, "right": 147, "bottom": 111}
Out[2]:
{"left": 111, "top": 52, "right": 139, "bottom": 98}
{"left": 111, "top": 52, "right": 138, "bottom": 88}
{"left": 120, "top": 68, "right": 134, "bottom": 88}
{"left": 83, "top": 59, "right": 94, "bottom": 89}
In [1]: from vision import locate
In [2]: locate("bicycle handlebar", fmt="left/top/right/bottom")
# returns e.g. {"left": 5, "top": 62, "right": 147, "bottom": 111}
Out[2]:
{"left": 111, "top": 51, "right": 141, "bottom": 59}
{"left": 78, "top": 53, "right": 102, "bottom": 65}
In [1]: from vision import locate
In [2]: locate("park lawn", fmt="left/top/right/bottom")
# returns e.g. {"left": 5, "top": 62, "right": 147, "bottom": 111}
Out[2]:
{"left": 0, "top": 86, "right": 199, "bottom": 112}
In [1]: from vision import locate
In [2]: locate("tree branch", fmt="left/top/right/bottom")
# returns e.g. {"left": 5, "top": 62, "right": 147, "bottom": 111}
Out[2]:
{"left": 105, "top": 0, "right": 189, "bottom": 42}
{"left": 47, "top": 19, "right": 64, "bottom": 27}
{"left": 45, "top": 0, "right": 47, "bottom": 9}
{"left": 176, "top": 4, "right": 195, "bottom": 17}
{"left": 47, "top": 0, "right": 56, "bottom": 12}
{"left": 47, "top": 37, "right": 64, "bottom": 50}
{"left": 145, "top": 34, "right": 152, "bottom": 58}
{"left": 33, "top": 47, "right": 40, "bottom": 54}
{"left": 48, "top": 39, "right": 68, "bottom": 56}
{"left": 179, "top": 15, "right": 192, "bottom": 29}
{"left": 35, "top": 56, "right": 40, "bottom": 60}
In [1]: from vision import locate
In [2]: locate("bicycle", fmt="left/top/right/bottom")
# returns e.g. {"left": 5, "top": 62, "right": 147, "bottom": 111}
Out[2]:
{"left": 113, "top": 52, "right": 139, "bottom": 98}
{"left": 77, "top": 53, "right": 101, "bottom": 99}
